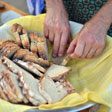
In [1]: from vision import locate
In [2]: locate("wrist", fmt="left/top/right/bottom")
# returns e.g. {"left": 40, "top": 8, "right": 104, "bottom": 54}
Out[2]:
{"left": 91, "top": 1, "right": 112, "bottom": 30}
{"left": 45, "top": 0, "right": 63, "bottom": 11}
{"left": 91, "top": 15, "right": 109, "bottom": 31}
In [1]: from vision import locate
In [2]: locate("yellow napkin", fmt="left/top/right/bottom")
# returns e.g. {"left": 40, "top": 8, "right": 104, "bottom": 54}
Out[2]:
{"left": 0, "top": 14, "right": 112, "bottom": 112}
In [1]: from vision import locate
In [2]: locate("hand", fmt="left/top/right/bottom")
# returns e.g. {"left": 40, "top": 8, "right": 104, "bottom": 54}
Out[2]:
{"left": 67, "top": 18, "right": 108, "bottom": 59}
{"left": 44, "top": 2, "right": 71, "bottom": 57}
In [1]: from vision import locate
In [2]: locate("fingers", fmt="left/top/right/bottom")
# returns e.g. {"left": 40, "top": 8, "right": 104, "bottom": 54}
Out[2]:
{"left": 49, "top": 31, "right": 54, "bottom": 43}
{"left": 53, "top": 31, "right": 61, "bottom": 57}
{"left": 44, "top": 23, "right": 49, "bottom": 38}
{"left": 58, "top": 30, "right": 69, "bottom": 56}
{"left": 86, "top": 47, "right": 97, "bottom": 58}
{"left": 67, "top": 38, "right": 77, "bottom": 54}
{"left": 48, "top": 25, "right": 55, "bottom": 43}
{"left": 81, "top": 42, "right": 91, "bottom": 58}
{"left": 74, "top": 40, "right": 85, "bottom": 57}
{"left": 86, "top": 41, "right": 105, "bottom": 58}
{"left": 93, "top": 48, "right": 103, "bottom": 58}
{"left": 70, "top": 40, "right": 85, "bottom": 59}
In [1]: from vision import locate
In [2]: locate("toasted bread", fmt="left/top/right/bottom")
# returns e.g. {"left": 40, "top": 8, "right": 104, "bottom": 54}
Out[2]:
{"left": 45, "top": 64, "right": 71, "bottom": 80}
{"left": 0, "top": 73, "right": 8, "bottom": 101}
{"left": 59, "top": 80, "right": 75, "bottom": 94}
{"left": 13, "top": 49, "right": 32, "bottom": 60}
{"left": 23, "top": 55, "right": 50, "bottom": 67}
{"left": 20, "top": 28, "right": 30, "bottom": 49}
{"left": 0, "top": 86, "right": 8, "bottom": 101}
{"left": 27, "top": 62, "right": 46, "bottom": 73}
{"left": 2, "top": 70, "right": 28, "bottom": 103}
{"left": 14, "top": 59, "right": 44, "bottom": 77}
{"left": 1, "top": 57, "right": 47, "bottom": 105}
{"left": 0, "top": 40, "right": 20, "bottom": 58}
{"left": 11, "top": 24, "right": 22, "bottom": 46}
{"left": 0, "top": 40, "right": 16, "bottom": 47}
{"left": 37, "top": 37, "right": 48, "bottom": 60}
{"left": 29, "top": 32, "right": 38, "bottom": 54}
{"left": 0, "top": 76, "right": 18, "bottom": 103}
{"left": 40, "top": 76, "right": 68, "bottom": 103}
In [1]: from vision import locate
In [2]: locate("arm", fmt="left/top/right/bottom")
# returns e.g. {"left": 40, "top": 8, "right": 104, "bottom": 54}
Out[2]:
{"left": 44, "top": 0, "right": 71, "bottom": 57}
{"left": 93, "top": 0, "right": 112, "bottom": 30}
{"left": 45, "top": 0, "right": 63, "bottom": 10}
{"left": 67, "top": 0, "right": 112, "bottom": 59}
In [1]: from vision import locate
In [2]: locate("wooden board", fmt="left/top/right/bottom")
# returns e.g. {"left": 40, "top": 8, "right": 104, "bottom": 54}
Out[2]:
{"left": 0, "top": 1, "right": 27, "bottom": 16}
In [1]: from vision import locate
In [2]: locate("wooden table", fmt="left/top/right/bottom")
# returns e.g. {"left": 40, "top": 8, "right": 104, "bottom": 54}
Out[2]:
{"left": 0, "top": 1, "right": 91, "bottom": 112}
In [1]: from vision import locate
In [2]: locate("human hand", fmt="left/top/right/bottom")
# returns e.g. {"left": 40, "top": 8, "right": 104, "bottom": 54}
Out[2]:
{"left": 67, "top": 18, "right": 107, "bottom": 59}
{"left": 44, "top": 1, "right": 71, "bottom": 57}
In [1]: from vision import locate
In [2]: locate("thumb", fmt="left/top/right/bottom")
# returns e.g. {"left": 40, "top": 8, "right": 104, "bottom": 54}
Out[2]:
{"left": 67, "top": 38, "right": 77, "bottom": 54}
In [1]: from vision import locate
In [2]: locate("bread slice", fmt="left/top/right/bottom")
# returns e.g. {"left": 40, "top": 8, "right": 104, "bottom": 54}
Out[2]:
{"left": 20, "top": 28, "right": 30, "bottom": 49}
{"left": 0, "top": 40, "right": 20, "bottom": 58}
{"left": 37, "top": 37, "right": 48, "bottom": 60}
{"left": 52, "top": 54, "right": 67, "bottom": 65}
{"left": 40, "top": 76, "right": 68, "bottom": 103}
{"left": 1, "top": 70, "right": 28, "bottom": 103}
{"left": 13, "top": 49, "right": 32, "bottom": 60}
{"left": 1, "top": 45, "right": 20, "bottom": 59}
{"left": 1, "top": 57, "right": 41, "bottom": 105}
{"left": 0, "top": 70, "right": 18, "bottom": 103}
{"left": 0, "top": 85, "right": 9, "bottom": 101}
{"left": 52, "top": 54, "right": 70, "bottom": 66}
{"left": 52, "top": 56, "right": 65, "bottom": 65}
{"left": 11, "top": 23, "right": 18, "bottom": 32}
{"left": 14, "top": 59, "right": 44, "bottom": 77}
{"left": 0, "top": 76, "right": 18, "bottom": 103}
{"left": 27, "top": 62, "right": 46, "bottom": 73}
{"left": 45, "top": 64, "right": 71, "bottom": 80}
{"left": 0, "top": 39, "right": 16, "bottom": 46}
{"left": 0, "top": 59, "right": 8, "bottom": 71}
{"left": 38, "top": 80, "right": 52, "bottom": 103}
{"left": 0, "top": 86, "right": 8, "bottom": 101}
{"left": 18, "top": 71, "right": 47, "bottom": 105}
{"left": 59, "top": 80, "right": 75, "bottom": 94}
{"left": 1, "top": 57, "right": 47, "bottom": 105}
{"left": 11, "top": 23, "right": 22, "bottom": 46}
{"left": 0, "top": 72, "right": 9, "bottom": 101}
{"left": 0, "top": 40, "right": 16, "bottom": 51}
{"left": 0, "top": 42, "right": 19, "bottom": 51}
{"left": 23, "top": 55, "right": 50, "bottom": 67}
{"left": 29, "top": 32, "right": 38, "bottom": 54}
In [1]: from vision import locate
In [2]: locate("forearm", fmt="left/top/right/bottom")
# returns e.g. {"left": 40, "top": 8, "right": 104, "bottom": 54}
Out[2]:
{"left": 45, "top": 0, "right": 64, "bottom": 11}
{"left": 92, "top": 0, "right": 112, "bottom": 30}
{"left": 45, "top": 0, "right": 68, "bottom": 19}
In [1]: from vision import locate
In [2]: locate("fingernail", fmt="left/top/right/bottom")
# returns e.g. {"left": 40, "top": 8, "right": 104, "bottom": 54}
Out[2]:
{"left": 58, "top": 54, "right": 63, "bottom": 57}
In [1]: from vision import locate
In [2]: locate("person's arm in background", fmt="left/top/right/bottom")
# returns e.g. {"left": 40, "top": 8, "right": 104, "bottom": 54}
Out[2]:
{"left": 67, "top": 0, "right": 112, "bottom": 59}
{"left": 44, "top": 0, "right": 71, "bottom": 57}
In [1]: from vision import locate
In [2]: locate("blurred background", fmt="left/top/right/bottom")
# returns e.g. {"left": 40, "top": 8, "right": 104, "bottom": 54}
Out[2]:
{"left": 2, "top": 0, "right": 29, "bottom": 14}
{"left": 0, "top": 0, "right": 45, "bottom": 25}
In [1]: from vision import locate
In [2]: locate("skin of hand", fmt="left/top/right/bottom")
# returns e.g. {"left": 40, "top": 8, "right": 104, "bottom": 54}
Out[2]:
{"left": 67, "top": 19, "right": 107, "bottom": 59}
{"left": 44, "top": 0, "right": 71, "bottom": 58}
{"left": 67, "top": 0, "right": 112, "bottom": 59}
